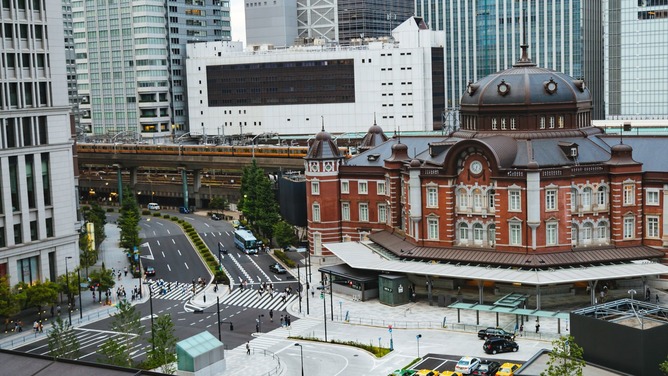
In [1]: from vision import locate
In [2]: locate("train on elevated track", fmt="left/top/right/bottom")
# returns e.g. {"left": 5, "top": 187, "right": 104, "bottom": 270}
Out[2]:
{"left": 77, "top": 142, "right": 354, "bottom": 159}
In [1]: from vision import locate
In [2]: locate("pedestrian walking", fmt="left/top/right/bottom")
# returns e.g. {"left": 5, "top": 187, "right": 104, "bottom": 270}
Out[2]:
{"left": 311, "top": 287, "right": 315, "bottom": 298}
{"left": 657, "top": 294, "right": 660, "bottom": 304}
{"left": 56, "top": 305, "right": 61, "bottom": 316}
{"left": 280, "top": 315, "right": 284, "bottom": 327}
{"left": 246, "top": 342, "right": 250, "bottom": 355}
{"left": 39, "top": 322, "right": 43, "bottom": 333}
{"left": 535, "top": 321, "right": 540, "bottom": 333}
{"left": 124, "top": 266, "right": 128, "bottom": 277}
{"left": 519, "top": 324, "right": 524, "bottom": 337}
{"left": 285, "top": 315, "right": 291, "bottom": 327}
{"left": 269, "top": 309, "right": 273, "bottom": 322}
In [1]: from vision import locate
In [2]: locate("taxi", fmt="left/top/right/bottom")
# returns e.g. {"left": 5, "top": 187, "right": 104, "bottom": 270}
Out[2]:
{"left": 495, "top": 363, "right": 521, "bottom": 376}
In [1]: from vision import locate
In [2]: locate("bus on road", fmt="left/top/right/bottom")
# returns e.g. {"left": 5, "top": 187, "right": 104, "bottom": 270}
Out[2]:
{"left": 234, "top": 229, "right": 260, "bottom": 254}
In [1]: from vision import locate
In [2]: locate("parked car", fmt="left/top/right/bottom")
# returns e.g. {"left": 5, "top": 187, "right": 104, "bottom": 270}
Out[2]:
{"left": 147, "top": 203, "right": 160, "bottom": 210}
{"left": 179, "top": 206, "right": 190, "bottom": 214}
{"left": 144, "top": 266, "right": 155, "bottom": 276}
{"left": 390, "top": 370, "right": 416, "bottom": 376}
{"left": 495, "top": 363, "right": 521, "bottom": 376}
{"left": 414, "top": 370, "right": 439, "bottom": 376}
{"left": 471, "top": 360, "right": 500, "bottom": 376}
{"left": 440, "top": 372, "right": 463, "bottom": 376}
{"left": 477, "top": 327, "right": 515, "bottom": 340}
{"left": 211, "top": 213, "right": 221, "bottom": 220}
{"left": 454, "top": 356, "right": 480, "bottom": 375}
{"left": 231, "top": 220, "right": 240, "bottom": 228}
{"left": 483, "top": 338, "right": 519, "bottom": 354}
{"left": 269, "top": 263, "right": 287, "bottom": 274}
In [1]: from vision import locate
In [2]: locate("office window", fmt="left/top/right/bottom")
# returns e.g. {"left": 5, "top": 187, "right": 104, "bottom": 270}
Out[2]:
{"left": 377, "top": 181, "right": 386, "bottom": 195}
{"left": 647, "top": 216, "right": 660, "bottom": 238}
{"left": 359, "top": 203, "right": 369, "bottom": 222}
{"left": 646, "top": 189, "right": 660, "bottom": 206}
{"left": 312, "top": 203, "right": 320, "bottom": 222}
{"left": 427, "top": 218, "right": 439, "bottom": 240}
{"left": 546, "top": 223, "right": 558, "bottom": 245}
{"left": 426, "top": 187, "right": 438, "bottom": 208}
{"left": 623, "top": 216, "right": 634, "bottom": 239}
{"left": 341, "top": 180, "right": 349, "bottom": 194}
{"left": 546, "top": 189, "right": 557, "bottom": 210}
{"left": 509, "top": 190, "right": 521, "bottom": 211}
{"left": 623, "top": 184, "right": 635, "bottom": 205}
{"left": 311, "top": 181, "right": 319, "bottom": 195}
{"left": 378, "top": 204, "right": 387, "bottom": 224}
{"left": 358, "top": 181, "right": 368, "bottom": 194}
{"left": 341, "top": 202, "right": 350, "bottom": 221}
{"left": 509, "top": 222, "right": 522, "bottom": 245}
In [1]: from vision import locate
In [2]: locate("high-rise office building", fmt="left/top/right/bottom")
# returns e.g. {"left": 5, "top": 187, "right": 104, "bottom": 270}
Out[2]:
{"left": 0, "top": 0, "right": 79, "bottom": 286}
{"left": 245, "top": 0, "right": 297, "bottom": 47}
{"left": 62, "top": 0, "right": 82, "bottom": 137}
{"left": 605, "top": 0, "right": 668, "bottom": 119}
{"left": 414, "top": 0, "right": 605, "bottom": 121}
{"left": 73, "top": 0, "right": 231, "bottom": 140}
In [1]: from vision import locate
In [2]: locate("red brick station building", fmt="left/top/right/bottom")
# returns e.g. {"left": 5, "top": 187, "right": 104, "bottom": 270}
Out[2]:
{"left": 304, "top": 48, "right": 668, "bottom": 308}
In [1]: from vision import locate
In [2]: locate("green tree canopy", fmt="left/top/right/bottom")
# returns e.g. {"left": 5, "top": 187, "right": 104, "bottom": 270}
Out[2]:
{"left": 239, "top": 160, "right": 280, "bottom": 240}
{"left": 47, "top": 316, "right": 80, "bottom": 359}
{"left": 118, "top": 189, "right": 141, "bottom": 251}
{"left": 209, "top": 197, "right": 227, "bottom": 214}
{"left": 82, "top": 202, "right": 107, "bottom": 247}
{"left": 660, "top": 355, "right": 668, "bottom": 375}
{"left": 0, "top": 275, "right": 22, "bottom": 329}
{"left": 22, "top": 280, "right": 59, "bottom": 320}
{"left": 89, "top": 266, "right": 115, "bottom": 303}
{"left": 273, "top": 220, "right": 297, "bottom": 249}
{"left": 541, "top": 335, "right": 585, "bottom": 376}
{"left": 145, "top": 314, "right": 178, "bottom": 374}
{"left": 99, "top": 300, "right": 143, "bottom": 367}
{"left": 56, "top": 270, "right": 81, "bottom": 310}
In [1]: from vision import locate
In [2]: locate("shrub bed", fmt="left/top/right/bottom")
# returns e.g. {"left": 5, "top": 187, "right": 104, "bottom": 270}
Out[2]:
{"left": 273, "top": 249, "right": 296, "bottom": 268}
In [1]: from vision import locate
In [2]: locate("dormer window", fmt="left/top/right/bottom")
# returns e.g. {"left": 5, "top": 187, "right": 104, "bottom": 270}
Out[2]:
{"left": 545, "top": 78, "right": 558, "bottom": 94}
{"left": 558, "top": 142, "right": 578, "bottom": 158}
{"left": 501, "top": 118, "right": 507, "bottom": 130}
{"left": 539, "top": 117, "right": 546, "bottom": 129}
{"left": 492, "top": 118, "right": 497, "bottom": 130}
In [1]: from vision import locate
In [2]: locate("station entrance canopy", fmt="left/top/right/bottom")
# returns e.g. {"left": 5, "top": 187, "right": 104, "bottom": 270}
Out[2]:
{"left": 323, "top": 241, "right": 668, "bottom": 286}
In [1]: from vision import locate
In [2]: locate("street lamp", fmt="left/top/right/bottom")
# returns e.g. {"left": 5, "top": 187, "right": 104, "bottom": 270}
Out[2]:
{"left": 77, "top": 268, "right": 83, "bottom": 319}
{"left": 257, "top": 314, "right": 265, "bottom": 333}
{"left": 416, "top": 334, "right": 422, "bottom": 358}
{"left": 65, "top": 256, "right": 72, "bottom": 326}
{"left": 294, "top": 343, "right": 304, "bottom": 376}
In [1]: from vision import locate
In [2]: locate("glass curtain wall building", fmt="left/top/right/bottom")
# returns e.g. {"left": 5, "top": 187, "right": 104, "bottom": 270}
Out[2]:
{"left": 73, "top": 0, "right": 231, "bottom": 140}
{"left": 414, "top": 0, "right": 605, "bottom": 121}
{"left": 606, "top": 0, "right": 668, "bottom": 119}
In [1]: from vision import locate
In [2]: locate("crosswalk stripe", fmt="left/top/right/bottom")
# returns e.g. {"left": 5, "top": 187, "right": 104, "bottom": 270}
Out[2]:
{"left": 148, "top": 283, "right": 197, "bottom": 300}
{"left": 220, "top": 289, "right": 298, "bottom": 311}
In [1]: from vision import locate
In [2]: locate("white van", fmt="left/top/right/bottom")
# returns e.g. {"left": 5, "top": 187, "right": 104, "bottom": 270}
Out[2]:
{"left": 147, "top": 203, "right": 160, "bottom": 210}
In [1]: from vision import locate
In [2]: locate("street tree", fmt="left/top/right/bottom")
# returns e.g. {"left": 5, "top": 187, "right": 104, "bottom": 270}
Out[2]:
{"left": 47, "top": 316, "right": 80, "bottom": 359}
{"left": 99, "top": 300, "right": 143, "bottom": 367}
{"left": 79, "top": 231, "right": 97, "bottom": 278}
{"left": 209, "top": 196, "right": 227, "bottom": 214}
{"left": 0, "top": 275, "right": 22, "bottom": 332}
{"left": 22, "top": 280, "right": 59, "bottom": 321}
{"left": 82, "top": 202, "right": 107, "bottom": 248}
{"left": 118, "top": 189, "right": 141, "bottom": 251}
{"left": 273, "top": 220, "right": 297, "bottom": 249}
{"left": 89, "top": 266, "right": 115, "bottom": 304}
{"left": 145, "top": 314, "right": 178, "bottom": 374}
{"left": 660, "top": 355, "right": 668, "bottom": 376}
{"left": 541, "top": 335, "right": 585, "bottom": 376}
{"left": 56, "top": 271, "right": 81, "bottom": 313}
{"left": 239, "top": 160, "right": 279, "bottom": 239}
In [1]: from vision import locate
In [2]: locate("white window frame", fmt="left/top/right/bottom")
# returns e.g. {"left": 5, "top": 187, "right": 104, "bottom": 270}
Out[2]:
{"left": 623, "top": 184, "right": 635, "bottom": 205}
{"left": 581, "top": 187, "right": 592, "bottom": 210}
{"left": 597, "top": 222, "right": 608, "bottom": 242}
{"left": 359, "top": 203, "right": 369, "bottom": 222}
{"left": 597, "top": 186, "right": 607, "bottom": 207}
{"left": 509, "top": 222, "right": 522, "bottom": 245}
{"left": 341, "top": 180, "right": 349, "bottom": 194}
{"left": 509, "top": 190, "right": 521, "bottom": 211}
{"left": 312, "top": 203, "right": 320, "bottom": 222}
{"left": 546, "top": 222, "right": 558, "bottom": 246}
{"left": 623, "top": 216, "right": 635, "bottom": 239}
{"left": 545, "top": 189, "right": 557, "bottom": 211}
{"left": 582, "top": 223, "right": 593, "bottom": 242}
{"left": 378, "top": 203, "right": 387, "bottom": 224}
{"left": 647, "top": 216, "right": 660, "bottom": 238}
{"left": 457, "top": 188, "right": 469, "bottom": 210}
{"left": 646, "top": 189, "right": 660, "bottom": 206}
{"left": 473, "top": 223, "right": 483, "bottom": 244}
{"left": 472, "top": 189, "right": 483, "bottom": 211}
{"left": 358, "top": 181, "right": 368, "bottom": 194}
{"left": 427, "top": 218, "right": 439, "bottom": 240}
{"left": 311, "top": 181, "right": 320, "bottom": 195}
{"left": 377, "top": 181, "right": 386, "bottom": 195}
{"left": 426, "top": 186, "right": 438, "bottom": 208}
{"left": 341, "top": 202, "right": 350, "bottom": 221}
{"left": 458, "top": 223, "right": 469, "bottom": 243}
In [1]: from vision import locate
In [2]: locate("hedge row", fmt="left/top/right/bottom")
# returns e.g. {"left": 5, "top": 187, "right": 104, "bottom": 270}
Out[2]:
{"left": 273, "top": 249, "right": 296, "bottom": 268}
{"left": 170, "top": 217, "right": 230, "bottom": 285}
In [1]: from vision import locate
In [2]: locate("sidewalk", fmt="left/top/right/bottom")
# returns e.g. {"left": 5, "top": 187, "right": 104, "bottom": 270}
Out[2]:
{"left": 0, "top": 223, "right": 146, "bottom": 350}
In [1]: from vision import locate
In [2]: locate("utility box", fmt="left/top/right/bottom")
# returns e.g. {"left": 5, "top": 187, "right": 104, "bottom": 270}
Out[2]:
{"left": 176, "top": 331, "right": 225, "bottom": 376}
{"left": 378, "top": 274, "right": 410, "bottom": 306}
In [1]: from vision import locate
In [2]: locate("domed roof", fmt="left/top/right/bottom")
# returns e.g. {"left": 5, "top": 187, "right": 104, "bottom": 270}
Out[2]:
{"left": 306, "top": 126, "right": 343, "bottom": 160}
{"left": 459, "top": 45, "right": 592, "bottom": 136}
{"left": 359, "top": 118, "right": 389, "bottom": 152}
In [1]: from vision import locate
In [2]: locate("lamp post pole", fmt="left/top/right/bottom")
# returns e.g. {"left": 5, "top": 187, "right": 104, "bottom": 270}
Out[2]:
{"left": 217, "top": 296, "right": 221, "bottom": 341}
{"left": 65, "top": 256, "right": 72, "bottom": 326}
{"left": 77, "top": 268, "right": 83, "bottom": 319}
{"left": 416, "top": 334, "right": 422, "bottom": 358}
{"left": 294, "top": 343, "right": 304, "bottom": 376}
{"left": 297, "top": 264, "right": 302, "bottom": 313}
{"left": 322, "top": 281, "right": 327, "bottom": 342}
{"left": 149, "top": 285, "right": 155, "bottom": 350}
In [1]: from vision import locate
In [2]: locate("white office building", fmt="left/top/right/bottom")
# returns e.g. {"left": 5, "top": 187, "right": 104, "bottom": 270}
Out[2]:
{"left": 186, "top": 17, "right": 447, "bottom": 136}
{"left": 0, "top": 0, "right": 79, "bottom": 286}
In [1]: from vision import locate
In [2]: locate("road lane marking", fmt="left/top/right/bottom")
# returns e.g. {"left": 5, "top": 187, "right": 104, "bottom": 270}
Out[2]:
{"left": 205, "top": 223, "right": 210, "bottom": 228}
{"left": 167, "top": 229, "right": 171, "bottom": 234}
{"left": 184, "top": 262, "right": 189, "bottom": 270}
{"left": 140, "top": 242, "right": 154, "bottom": 260}
{"left": 161, "top": 251, "right": 166, "bottom": 258}
{"left": 157, "top": 240, "right": 161, "bottom": 246}
{"left": 177, "top": 249, "right": 182, "bottom": 256}
{"left": 156, "top": 222, "right": 164, "bottom": 226}
{"left": 167, "top": 264, "right": 171, "bottom": 272}
{"left": 172, "top": 239, "right": 176, "bottom": 244}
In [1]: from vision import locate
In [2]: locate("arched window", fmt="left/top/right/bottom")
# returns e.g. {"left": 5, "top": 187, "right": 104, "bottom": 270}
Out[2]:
{"left": 582, "top": 223, "right": 593, "bottom": 242}
{"left": 597, "top": 221, "right": 608, "bottom": 242}
{"left": 582, "top": 187, "right": 592, "bottom": 210}
{"left": 472, "top": 189, "right": 483, "bottom": 212}
{"left": 571, "top": 223, "right": 579, "bottom": 245}
{"left": 457, "top": 188, "right": 469, "bottom": 211}
{"left": 312, "top": 203, "right": 320, "bottom": 222}
{"left": 487, "top": 224, "right": 496, "bottom": 247}
{"left": 488, "top": 189, "right": 496, "bottom": 210}
{"left": 458, "top": 223, "right": 469, "bottom": 243}
{"left": 571, "top": 188, "right": 579, "bottom": 210}
{"left": 597, "top": 186, "right": 607, "bottom": 208}
{"left": 473, "top": 223, "right": 484, "bottom": 244}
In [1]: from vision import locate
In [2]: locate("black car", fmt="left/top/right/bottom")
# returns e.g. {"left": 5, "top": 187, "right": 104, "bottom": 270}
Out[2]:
{"left": 211, "top": 213, "right": 221, "bottom": 220}
{"left": 269, "top": 263, "right": 287, "bottom": 274}
{"left": 144, "top": 266, "right": 155, "bottom": 276}
{"left": 477, "top": 327, "right": 515, "bottom": 340}
{"left": 471, "top": 360, "right": 501, "bottom": 376}
{"left": 483, "top": 337, "right": 519, "bottom": 354}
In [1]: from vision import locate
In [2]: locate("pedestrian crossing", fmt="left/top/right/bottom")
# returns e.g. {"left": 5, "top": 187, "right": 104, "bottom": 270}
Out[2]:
{"left": 220, "top": 288, "right": 298, "bottom": 311}
{"left": 227, "top": 318, "right": 320, "bottom": 356}
{"left": 148, "top": 282, "right": 198, "bottom": 301}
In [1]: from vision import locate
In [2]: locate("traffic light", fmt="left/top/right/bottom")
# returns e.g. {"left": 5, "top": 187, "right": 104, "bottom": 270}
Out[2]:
{"left": 320, "top": 292, "right": 324, "bottom": 299}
